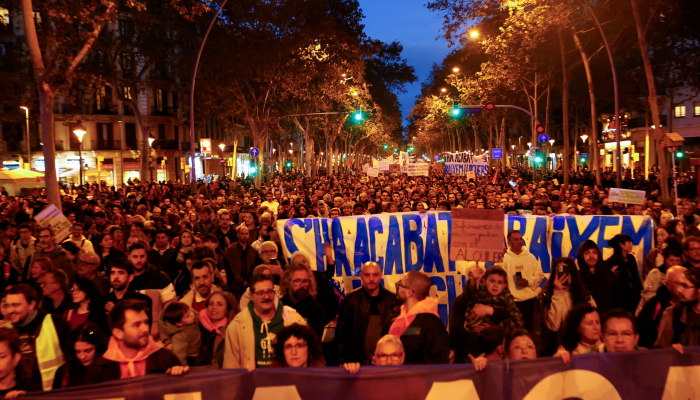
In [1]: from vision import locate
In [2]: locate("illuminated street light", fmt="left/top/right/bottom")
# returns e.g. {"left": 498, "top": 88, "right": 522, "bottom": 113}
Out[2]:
{"left": 441, "top": 88, "right": 447, "bottom": 93}
{"left": 452, "top": 67, "right": 460, "bottom": 73}
{"left": 549, "top": 139, "right": 555, "bottom": 146}
{"left": 580, "top": 134, "right": 589, "bottom": 143}
{"left": 73, "top": 122, "right": 87, "bottom": 186}
{"left": 469, "top": 30, "right": 479, "bottom": 39}
{"left": 218, "top": 143, "right": 225, "bottom": 152}
{"left": 511, "top": 145, "right": 515, "bottom": 150}
{"left": 148, "top": 136, "right": 155, "bottom": 147}
{"left": 527, "top": 142, "right": 532, "bottom": 148}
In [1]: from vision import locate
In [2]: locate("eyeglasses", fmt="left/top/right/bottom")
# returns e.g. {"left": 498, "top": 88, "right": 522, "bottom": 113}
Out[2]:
{"left": 284, "top": 342, "right": 308, "bottom": 352}
{"left": 395, "top": 281, "right": 410, "bottom": 290}
{"left": 261, "top": 250, "right": 277, "bottom": 255}
{"left": 292, "top": 279, "right": 310, "bottom": 286}
{"left": 375, "top": 352, "right": 403, "bottom": 362}
{"left": 253, "top": 289, "right": 276, "bottom": 297}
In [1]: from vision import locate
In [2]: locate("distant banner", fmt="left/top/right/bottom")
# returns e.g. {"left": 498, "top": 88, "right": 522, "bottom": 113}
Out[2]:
{"left": 609, "top": 188, "right": 646, "bottom": 205}
{"left": 24, "top": 349, "right": 700, "bottom": 400}
{"left": 445, "top": 152, "right": 488, "bottom": 176}
{"left": 405, "top": 163, "right": 429, "bottom": 176}
{"left": 278, "top": 213, "right": 653, "bottom": 324}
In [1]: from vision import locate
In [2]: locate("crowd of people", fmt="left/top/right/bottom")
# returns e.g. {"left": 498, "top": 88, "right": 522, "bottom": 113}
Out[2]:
{"left": 0, "top": 164, "right": 695, "bottom": 397}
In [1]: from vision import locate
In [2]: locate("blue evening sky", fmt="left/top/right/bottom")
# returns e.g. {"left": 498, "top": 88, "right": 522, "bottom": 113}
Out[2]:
{"left": 359, "top": 0, "right": 453, "bottom": 125}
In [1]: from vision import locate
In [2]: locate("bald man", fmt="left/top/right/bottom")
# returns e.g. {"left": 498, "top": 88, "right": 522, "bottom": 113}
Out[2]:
{"left": 637, "top": 265, "right": 686, "bottom": 348}
{"left": 336, "top": 261, "right": 400, "bottom": 365}
{"left": 387, "top": 271, "right": 449, "bottom": 364}
{"left": 76, "top": 251, "right": 110, "bottom": 295}
{"left": 655, "top": 267, "right": 700, "bottom": 348}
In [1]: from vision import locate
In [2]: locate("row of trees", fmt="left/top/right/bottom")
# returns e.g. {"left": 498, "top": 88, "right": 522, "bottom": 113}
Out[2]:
{"left": 411, "top": 0, "right": 700, "bottom": 199}
{"left": 10, "top": 0, "right": 416, "bottom": 209}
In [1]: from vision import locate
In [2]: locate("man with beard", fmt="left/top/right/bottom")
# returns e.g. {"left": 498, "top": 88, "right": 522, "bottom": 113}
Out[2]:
{"left": 85, "top": 299, "right": 186, "bottom": 383}
{"left": 128, "top": 242, "right": 172, "bottom": 293}
{"left": 637, "top": 266, "right": 686, "bottom": 348}
{"left": 224, "top": 225, "right": 257, "bottom": 299}
{"left": 180, "top": 261, "right": 221, "bottom": 313}
{"left": 682, "top": 237, "right": 700, "bottom": 270}
{"left": 147, "top": 231, "right": 179, "bottom": 280}
{"left": 35, "top": 227, "right": 73, "bottom": 281}
{"left": 388, "top": 271, "right": 449, "bottom": 364}
{"left": 279, "top": 265, "right": 326, "bottom": 338}
{"left": 336, "top": 261, "right": 400, "bottom": 365}
{"left": 223, "top": 274, "right": 306, "bottom": 370}
{"left": 92, "top": 258, "right": 152, "bottom": 334}
{"left": 5, "top": 284, "right": 71, "bottom": 391}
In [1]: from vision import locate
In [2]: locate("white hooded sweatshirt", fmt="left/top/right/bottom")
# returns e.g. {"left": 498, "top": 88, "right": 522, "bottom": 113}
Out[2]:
{"left": 501, "top": 248, "right": 545, "bottom": 302}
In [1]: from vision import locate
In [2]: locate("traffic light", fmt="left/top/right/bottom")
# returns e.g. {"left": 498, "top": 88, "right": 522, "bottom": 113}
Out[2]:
{"left": 285, "top": 161, "right": 292, "bottom": 168}
{"left": 383, "top": 144, "right": 388, "bottom": 150}
{"left": 354, "top": 106, "right": 362, "bottom": 121}
{"left": 676, "top": 150, "right": 684, "bottom": 158}
{"left": 535, "top": 156, "right": 542, "bottom": 163}
{"left": 452, "top": 107, "right": 460, "bottom": 116}
{"left": 249, "top": 160, "right": 257, "bottom": 174}
{"left": 408, "top": 146, "right": 414, "bottom": 152}
{"left": 580, "top": 156, "right": 587, "bottom": 163}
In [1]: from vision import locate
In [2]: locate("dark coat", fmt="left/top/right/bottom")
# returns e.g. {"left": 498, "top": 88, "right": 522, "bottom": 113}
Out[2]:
{"left": 336, "top": 286, "right": 400, "bottom": 364}
{"left": 281, "top": 294, "right": 326, "bottom": 339}
{"left": 223, "top": 242, "right": 258, "bottom": 296}
{"left": 393, "top": 313, "right": 450, "bottom": 365}
{"left": 84, "top": 348, "right": 181, "bottom": 384}
{"left": 147, "top": 248, "right": 179, "bottom": 280}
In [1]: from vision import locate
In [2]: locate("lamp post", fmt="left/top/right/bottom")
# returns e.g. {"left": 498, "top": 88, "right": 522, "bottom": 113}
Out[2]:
{"left": 148, "top": 135, "right": 155, "bottom": 182}
{"left": 73, "top": 123, "right": 87, "bottom": 186}
{"left": 548, "top": 139, "right": 555, "bottom": 170}
{"left": 20, "top": 107, "right": 30, "bottom": 169}
{"left": 511, "top": 144, "right": 516, "bottom": 167}
{"left": 580, "top": 134, "right": 589, "bottom": 170}
{"left": 219, "top": 143, "right": 226, "bottom": 178}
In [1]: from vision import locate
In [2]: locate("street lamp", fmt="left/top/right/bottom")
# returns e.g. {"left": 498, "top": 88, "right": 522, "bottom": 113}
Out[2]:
{"left": 469, "top": 30, "right": 480, "bottom": 39}
{"left": 549, "top": 139, "right": 555, "bottom": 146}
{"left": 20, "top": 107, "right": 30, "bottom": 169}
{"left": 511, "top": 145, "right": 516, "bottom": 150}
{"left": 73, "top": 122, "right": 87, "bottom": 186}
{"left": 527, "top": 142, "right": 532, "bottom": 148}
{"left": 440, "top": 88, "right": 447, "bottom": 93}
{"left": 452, "top": 67, "right": 460, "bottom": 73}
{"left": 148, "top": 135, "right": 155, "bottom": 181}
{"left": 580, "top": 134, "right": 588, "bottom": 144}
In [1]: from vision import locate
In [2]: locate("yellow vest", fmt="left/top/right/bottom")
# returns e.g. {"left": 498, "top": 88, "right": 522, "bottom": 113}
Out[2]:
{"left": 35, "top": 314, "right": 64, "bottom": 391}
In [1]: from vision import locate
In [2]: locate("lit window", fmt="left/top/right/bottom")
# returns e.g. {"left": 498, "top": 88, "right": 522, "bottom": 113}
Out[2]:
{"left": 694, "top": 102, "right": 700, "bottom": 117}
{"left": 0, "top": 8, "right": 9, "bottom": 26}
{"left": 674, "top": 105, "right": 686, "bottom": 118}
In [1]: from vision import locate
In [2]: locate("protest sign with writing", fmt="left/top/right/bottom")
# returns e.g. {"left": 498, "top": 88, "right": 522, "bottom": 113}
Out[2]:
{"left": 367, "top": 168, "right": 379, "bottom": 177}
{"left": 445, "top": 152, "right": 488, "bottom": 176}
{"left": 450, "top": 208, "right": 505, "bottom": 263}
{"left": 378, "top": 162, "right": 390, "bottom": 171}
{"left": 34, "top": 204, "right": 72, "bottom": 243}
{"left": 609, "top": 188, "right": 646, "bottom": 205}
{"left": 406, "top": 163, "right": 429, "bottom": 176}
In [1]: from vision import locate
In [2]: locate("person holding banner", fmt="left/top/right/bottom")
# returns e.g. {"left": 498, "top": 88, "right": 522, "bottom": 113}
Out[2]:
{"left": 502, "top": 231, "right": 544, "bottom": 331}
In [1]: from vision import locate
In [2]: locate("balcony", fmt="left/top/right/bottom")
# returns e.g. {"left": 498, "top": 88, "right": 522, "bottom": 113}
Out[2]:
{"left": 93, "top": 105, "right": 118, "bottom": 115}
{"left": 95, "top": 140, "right": 123, "bottom": 151}
{"left": 151, "top": 106, "right": 177, "bottom": 117}
{"left": 153, "top": 139, "right": 180, "bottom": 151}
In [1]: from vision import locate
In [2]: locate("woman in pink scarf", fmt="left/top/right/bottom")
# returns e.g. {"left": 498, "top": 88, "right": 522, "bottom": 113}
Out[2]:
{"left": 195, "top": 291, "right": 240, "bottom": 368}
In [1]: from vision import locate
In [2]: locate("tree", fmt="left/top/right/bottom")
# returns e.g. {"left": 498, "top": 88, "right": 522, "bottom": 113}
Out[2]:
{"left": 20, "top": 0, "right": 119, "bottom": 210}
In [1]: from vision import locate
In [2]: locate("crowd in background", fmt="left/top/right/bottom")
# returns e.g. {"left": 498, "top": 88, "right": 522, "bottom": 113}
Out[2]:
{"left": 0, "top": 163, "right": 696, "bottom": 397}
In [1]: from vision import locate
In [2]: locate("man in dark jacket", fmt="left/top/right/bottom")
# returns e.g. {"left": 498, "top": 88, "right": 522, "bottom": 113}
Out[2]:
{"left": 280, "top": 265, "right": 326, "bottom": 338}
{"left": 336, "top": 261, "right": 400, "bottom": 365}
{"left": 85, "top": 299, "right": 186, "bottom": 383}
{"left": 637, "top": 266, "right": 685, "bottom": 348}
{"left": 224, "top": 225, "right": 258, "bottom": 298}
{"left": 6, "top": 284, "right": 71, "bottom": 391}
{"left": 147, "top": 230, "right": 179, "bottom": 280}
{"left": 128, "top": 242, "right": 172, "bottom": 292}
{"left": 386, "top": 271, "right": 449, "bottom": 365}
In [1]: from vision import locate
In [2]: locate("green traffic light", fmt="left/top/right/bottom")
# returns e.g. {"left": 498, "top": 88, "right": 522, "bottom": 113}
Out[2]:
{"left": 285, "top": 161, "right": 292, "bottom": 168}
{"left": 250, "top": 166, "right": 257, "bottom": 174}
{"left": 383, "top": 144, "right": 388, "bottom": 150}
{"left": 580, "top": 158, "right": 587, "bottom": 163}
{"left": 453, "top": 108, "right": 460, "bottom": 116}
{"left": 676, "top": 151, "right": 684, "bottom": 158}
{"left": 354, "top": 112, "right": 362, "bottom": 121}
{"left": 535, "top": 156, "right": 542, "bottom": 163}
{"left": 394, "top": 148, "right": 398, "bottom": 152}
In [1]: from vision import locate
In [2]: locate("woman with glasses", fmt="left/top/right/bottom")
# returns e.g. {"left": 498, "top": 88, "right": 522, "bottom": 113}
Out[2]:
{"left": 272, "top": 323, "right": 325, "bottom": 368}
{"left": 64, "top": 278, "right": 101, "bottom": 330}
{"left": 53, "top": 322, "right": 107, "bottom": 388}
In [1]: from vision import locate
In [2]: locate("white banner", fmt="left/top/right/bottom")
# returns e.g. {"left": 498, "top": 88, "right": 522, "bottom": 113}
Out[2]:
{"left": 445, "top": 152, "right": 488, "bottom": 176}
{"left": 609, "top": 188, "right": 646, "bottom": 205}
{"left": 277, "top": 213, "right": 653, "bottom": 324}
{"left": 406, "top": 163, "right": 429, "bottom": 176}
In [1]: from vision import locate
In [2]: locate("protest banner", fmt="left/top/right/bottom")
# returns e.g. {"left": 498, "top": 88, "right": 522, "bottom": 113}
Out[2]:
{"left": 362, "top": 164, "right": 369, "bottom": 173}
{"left": 367, "top": 168, "right": 379, "bottom": 177}
{"left": 400, "top": 151, "right": 409, "bottom": 171}
{"left": 34, "top": 204, "right": 72, "bottom": 243}
{"left": 277, "top": 213, "right": 653, "bottom": 324}
{"left": 377, "top": 162, "right": 390, "bottom": 171}
{"left": 406, "top": 163, "right": 429, "bottom": 176}
{"left": 450, "top": 209, "right": 505, "bottom": 263}
{"left": 609, "top": 188, "right": 646, "bottom": 205}
{"left": 25, "top": 349, "right": 700, "bottom": 400}
{"left": 444, "top": 152, "right": 488, "bottom": 176}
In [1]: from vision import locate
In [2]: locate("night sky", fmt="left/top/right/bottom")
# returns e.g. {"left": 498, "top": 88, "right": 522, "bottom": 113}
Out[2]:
{"left": 359, "top": 0, "right": 452, "bottom": 125}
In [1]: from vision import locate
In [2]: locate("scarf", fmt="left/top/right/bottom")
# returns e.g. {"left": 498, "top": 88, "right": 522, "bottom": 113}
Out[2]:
{"left": 199, "top": 309, "right": 228, "bottom": 336}
{"left": 388, "top": 297, "right": 439, "bottom": 337}
{"left": 176, "top": 244, "right": 196, "bottom": 263}
{"left": 102, "top": 336, "right": 163, "bottom": 379}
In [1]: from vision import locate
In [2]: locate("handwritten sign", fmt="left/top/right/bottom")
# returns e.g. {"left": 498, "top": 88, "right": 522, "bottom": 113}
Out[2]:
{"left": 406, "top": 163, "right": 429, "bottom": 176}
{"left": 466, "top": 171, "right": 476, "bottom": 180}
{"left": 450, "top": 208, "right": 505, "bottom": 263}
{"left": 367, "top": 168, "right": 379, "bottom": 177}
{"left": 34, "top": 204, "right": 72, "bottom": 243}
{"left": 609, "top": 188, "right": 646, "bottom": 205}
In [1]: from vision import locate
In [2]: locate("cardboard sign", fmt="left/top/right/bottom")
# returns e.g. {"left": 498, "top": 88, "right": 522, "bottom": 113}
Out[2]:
{"left": 552, "top": 178, "right": 559, "bottom": 186}
{"left": 406, "top": 163, "right": 429, "bottom": 176}
{"left": 450, "top": 208, "right": 505, "bottom": 263}
{"left": 609, "top": 188, "right": 646, "bottom": 205}
{"left": 466, "top": 171, "right": 476, "bottom": 180}
{"left": 367, "top": 168, "right": 379, "bottom": 177}
{"left": 362, "top": 164, "right": 369, "bottom": 173}
{"left": 378, "top": 162, "right": 390, "bottom": 171}
{"left": 34, "top": 204, "right": 72, "bottom": 243}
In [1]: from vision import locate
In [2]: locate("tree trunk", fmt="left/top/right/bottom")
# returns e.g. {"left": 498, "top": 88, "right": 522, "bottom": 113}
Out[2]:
{"left": 559, "top": 30, "right": 570, "bottom": 185}
{"left": 473, "top": 124, "right": 479, "bottom": 152}
{"left": 38, "top": 89, "right": 61, "bottom": 209}
{"left": 630, "top": 0, "right": 670, "bottom": 200}
{"left": 232, "top": 137, "right": 238, "bottom": 178}
{"left": 572, "top": 31, "right": 602, "bottom": 186}
{"left": 131, "top": 94, "right": 150, "bottom": 183}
